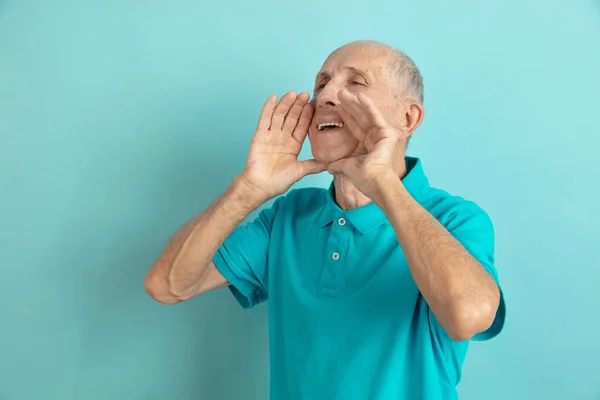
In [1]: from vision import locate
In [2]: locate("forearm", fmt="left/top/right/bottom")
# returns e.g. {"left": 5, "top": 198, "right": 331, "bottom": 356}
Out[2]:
{"left": 373, "top": 174, "right": 500, "bottom": 340}
{"left": 145, "top": 174, "right": 267, "bottom": 302}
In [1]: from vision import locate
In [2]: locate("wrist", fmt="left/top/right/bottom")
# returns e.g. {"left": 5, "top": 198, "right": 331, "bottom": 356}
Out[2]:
{"left": 371, "top": 171, "right": 411, "bottom": 209}
{"left": 231, "top": 172, "right": 272, "bottom": 208}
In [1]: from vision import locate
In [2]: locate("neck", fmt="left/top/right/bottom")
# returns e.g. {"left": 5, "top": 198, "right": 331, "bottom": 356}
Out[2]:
{"left": 333, "top": 176, "right": 372, "bottom": 211}
{"left": 333, "top": 156, "right": 408, "bottom": 211}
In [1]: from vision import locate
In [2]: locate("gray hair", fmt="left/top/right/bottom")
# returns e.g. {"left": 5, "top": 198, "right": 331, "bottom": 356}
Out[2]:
{"left": 349, "top": 40, "right": 424, "bottom": 104}
{"left": 389, "top": 48, "right": 424, "bottom": 104}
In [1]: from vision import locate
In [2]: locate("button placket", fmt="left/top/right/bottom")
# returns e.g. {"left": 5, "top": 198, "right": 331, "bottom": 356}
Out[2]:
{"left": 318, "top": 214, "right": 351, "bottom": 297}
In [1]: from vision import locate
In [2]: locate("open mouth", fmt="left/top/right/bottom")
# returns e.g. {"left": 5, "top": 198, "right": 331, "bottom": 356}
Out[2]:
{"left": 317, "top": 122, "right": 346, "bottom": 132}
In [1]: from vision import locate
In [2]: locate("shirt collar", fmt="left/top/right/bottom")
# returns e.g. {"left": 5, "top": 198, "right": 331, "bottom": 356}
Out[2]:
{"left": 316, "top": 156, "right": 430, "bottom": 235}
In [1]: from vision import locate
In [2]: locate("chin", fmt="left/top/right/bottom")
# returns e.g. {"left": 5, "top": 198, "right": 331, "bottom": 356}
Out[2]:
{"left": 308, "top": 130, "right": 357, "bottom": 164}
{"left": 310, "top": 146, "right": 353, "bottom": 164}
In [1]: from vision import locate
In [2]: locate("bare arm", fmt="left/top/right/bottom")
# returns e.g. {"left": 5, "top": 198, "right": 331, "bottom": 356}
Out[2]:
{"left": 144, "top": 176, "right": 266, "bottom": 304}
{"left": 327, "top": 89, "right": 500, "bottom": 340}
{"left": 373, "top": 176, "right": 500, "bottom": 341}
{"left": 144, "top": 90, "right": 326, "bottom": 304}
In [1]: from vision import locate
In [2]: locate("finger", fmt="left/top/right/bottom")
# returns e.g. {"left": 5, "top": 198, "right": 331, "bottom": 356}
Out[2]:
{"left": 292, "top": 102, "right": 315, "bottom": 143}
{"left": 299, "top": 159, "right": 328, "bottom": 176}
{"left": 326, "top": 159, "right": 344, "bottom": 175}
{"left": 327, "top": 158, "right": 352, "bottom": 175}
{"left": 337, "top": 89, "right": 369, "bottom": 129}
{"left": 270, "top": 91, "right": 297, "bottom": 130}
{"left": 282, "top": 92, "right": 310, "bottom": 133}
{"left": 328, "top": 156, "right": 364, "bottom": 176}
{"left": 337, "top": 103, "right": 365, "bottom": 142}
{"left": 357, "top": 91, "right": 389, "bottom": 129}
{"left": 257, "top": 94, "right": 278, "bottom": 131}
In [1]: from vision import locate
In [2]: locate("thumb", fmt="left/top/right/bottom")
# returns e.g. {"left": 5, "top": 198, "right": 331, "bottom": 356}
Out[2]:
{"left": 327, "top": 159, "right": 350, "bottom": 175}
{"left": 299, "top": 159, "right": 328, "bottom": 176}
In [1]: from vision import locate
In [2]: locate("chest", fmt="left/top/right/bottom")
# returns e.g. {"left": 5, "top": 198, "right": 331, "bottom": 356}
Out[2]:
{"left": 268, "top": 220, "right": 420, "bottom": 312}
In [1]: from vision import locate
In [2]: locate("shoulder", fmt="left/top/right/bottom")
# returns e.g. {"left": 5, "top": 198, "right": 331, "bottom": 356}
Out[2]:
{"left": 422, "top": 186, "right": 493, "bottom": 232}
{"left": 263, "top": 186, "right": 328, "bottom": 223}
{"left": 278, "top": 186, "right": 328, "bottom": 212}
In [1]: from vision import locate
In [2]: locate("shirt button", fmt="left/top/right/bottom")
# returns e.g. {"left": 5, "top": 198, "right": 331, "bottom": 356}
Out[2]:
{"left": 331, "top": 252, "right": 340, "bottom": 261}
{"left": 338, "top": 217, "right": 346, "bottom": 226}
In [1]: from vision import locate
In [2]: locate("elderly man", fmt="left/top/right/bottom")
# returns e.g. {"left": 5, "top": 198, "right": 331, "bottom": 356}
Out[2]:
{"left": 144, "top": 40, "right": 506, "bottom": 400}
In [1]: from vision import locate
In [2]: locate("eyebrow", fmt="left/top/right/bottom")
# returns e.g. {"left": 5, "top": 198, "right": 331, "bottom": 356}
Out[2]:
{"left": 344, "top": 66, "right": 370, "bottom": 78}
{"left": 315, "top": 66, "right": 370, "bottom": 83}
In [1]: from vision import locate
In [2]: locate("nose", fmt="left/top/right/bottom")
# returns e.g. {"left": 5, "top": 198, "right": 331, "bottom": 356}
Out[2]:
{"left": 315, "top": 81, "right": 340, "bottom": 109}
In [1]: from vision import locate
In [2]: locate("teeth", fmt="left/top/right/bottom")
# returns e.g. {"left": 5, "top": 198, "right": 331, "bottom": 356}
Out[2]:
{"left": 317, "top": 122, "right": 345, "bottom": 131}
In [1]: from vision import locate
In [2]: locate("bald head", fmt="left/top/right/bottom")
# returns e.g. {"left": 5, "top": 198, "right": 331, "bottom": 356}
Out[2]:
{"left": 308, "top": 40, "right": 425, "bottom": 162}
{"left": 333, "top": 40, "right": 424, "bottom": 104}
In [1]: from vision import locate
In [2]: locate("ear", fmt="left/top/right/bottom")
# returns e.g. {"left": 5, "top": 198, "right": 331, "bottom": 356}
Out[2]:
{"left": 398, "top": 100, "right": 424, "bottom": 139}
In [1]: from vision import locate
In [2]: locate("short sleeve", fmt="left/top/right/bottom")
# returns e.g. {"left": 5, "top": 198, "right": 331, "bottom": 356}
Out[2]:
{"left": 430, "top": 202, "right": 506, "bottom": 341}
{"left": 212, "top": 195, "right": 285, "bottom": 309}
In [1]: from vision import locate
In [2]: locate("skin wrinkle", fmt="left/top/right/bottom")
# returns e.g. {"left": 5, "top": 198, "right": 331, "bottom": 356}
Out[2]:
{"left": 312, "top": 41, "right": 500, "bottom": 340}
{"left": 309, "top": 40, "right": 415, "bottom": 210}
{"left": 145, "top": 41, "right": 500, "bottom": 343}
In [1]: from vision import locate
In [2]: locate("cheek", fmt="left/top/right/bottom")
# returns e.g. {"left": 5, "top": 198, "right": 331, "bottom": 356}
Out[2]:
{"left": 307, "top": 130, "right": 315, "bottom": 147}
{"left": 371, "top": 98, "right": 400, "bottom": 126}
{"left": 307, "top": 126, "right": 318, "bottom": 142}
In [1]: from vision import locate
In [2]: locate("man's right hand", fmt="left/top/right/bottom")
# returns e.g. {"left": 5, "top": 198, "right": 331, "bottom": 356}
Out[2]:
{"left": 145, "top": 91, "right": 325, "bottom": 304}
{"left": 238, "top": 91, "right": 327, "bottom": 201}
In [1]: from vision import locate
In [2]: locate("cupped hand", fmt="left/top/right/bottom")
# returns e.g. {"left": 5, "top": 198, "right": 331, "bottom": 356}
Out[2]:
{"left": 326, "top": 89, "right": 405, "bottom": 198}
{"left": 240, "top": 91, "right": 327, "bottom": 200}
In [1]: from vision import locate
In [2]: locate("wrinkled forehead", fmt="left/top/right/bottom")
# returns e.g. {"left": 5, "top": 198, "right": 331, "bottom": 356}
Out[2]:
{"left": 316, "top": 45, "right": 394, "bottom": 80}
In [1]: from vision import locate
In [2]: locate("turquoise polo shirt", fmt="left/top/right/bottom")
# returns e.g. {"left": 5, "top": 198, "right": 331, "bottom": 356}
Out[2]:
{"left": 213, "top": 156, "right": 506, "bottom": 400}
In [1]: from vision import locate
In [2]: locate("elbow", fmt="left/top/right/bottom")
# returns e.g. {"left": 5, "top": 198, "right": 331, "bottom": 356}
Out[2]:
{"left": 446, "top": 323, "right": 480, "bottom": 342}
{"left": 445, "top": 292, "right": 500, "bottom": 342}
{"left": 144, "top": 273, "right": 181, "bottom": 305}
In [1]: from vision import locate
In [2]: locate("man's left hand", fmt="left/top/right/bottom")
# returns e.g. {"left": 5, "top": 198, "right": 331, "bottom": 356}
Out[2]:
{"left": 327, "top": 89, "right": 405, "bottom": 199}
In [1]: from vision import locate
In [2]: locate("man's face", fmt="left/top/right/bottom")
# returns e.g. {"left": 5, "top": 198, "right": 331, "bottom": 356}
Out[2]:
{"left": 308, "top": 43, "right": 402, "bottom": 164}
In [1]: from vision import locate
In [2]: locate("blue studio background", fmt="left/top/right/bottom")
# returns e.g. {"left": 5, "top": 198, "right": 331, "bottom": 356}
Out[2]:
{"left": 1, "top": 1, "right": 599, "bottom": 399}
